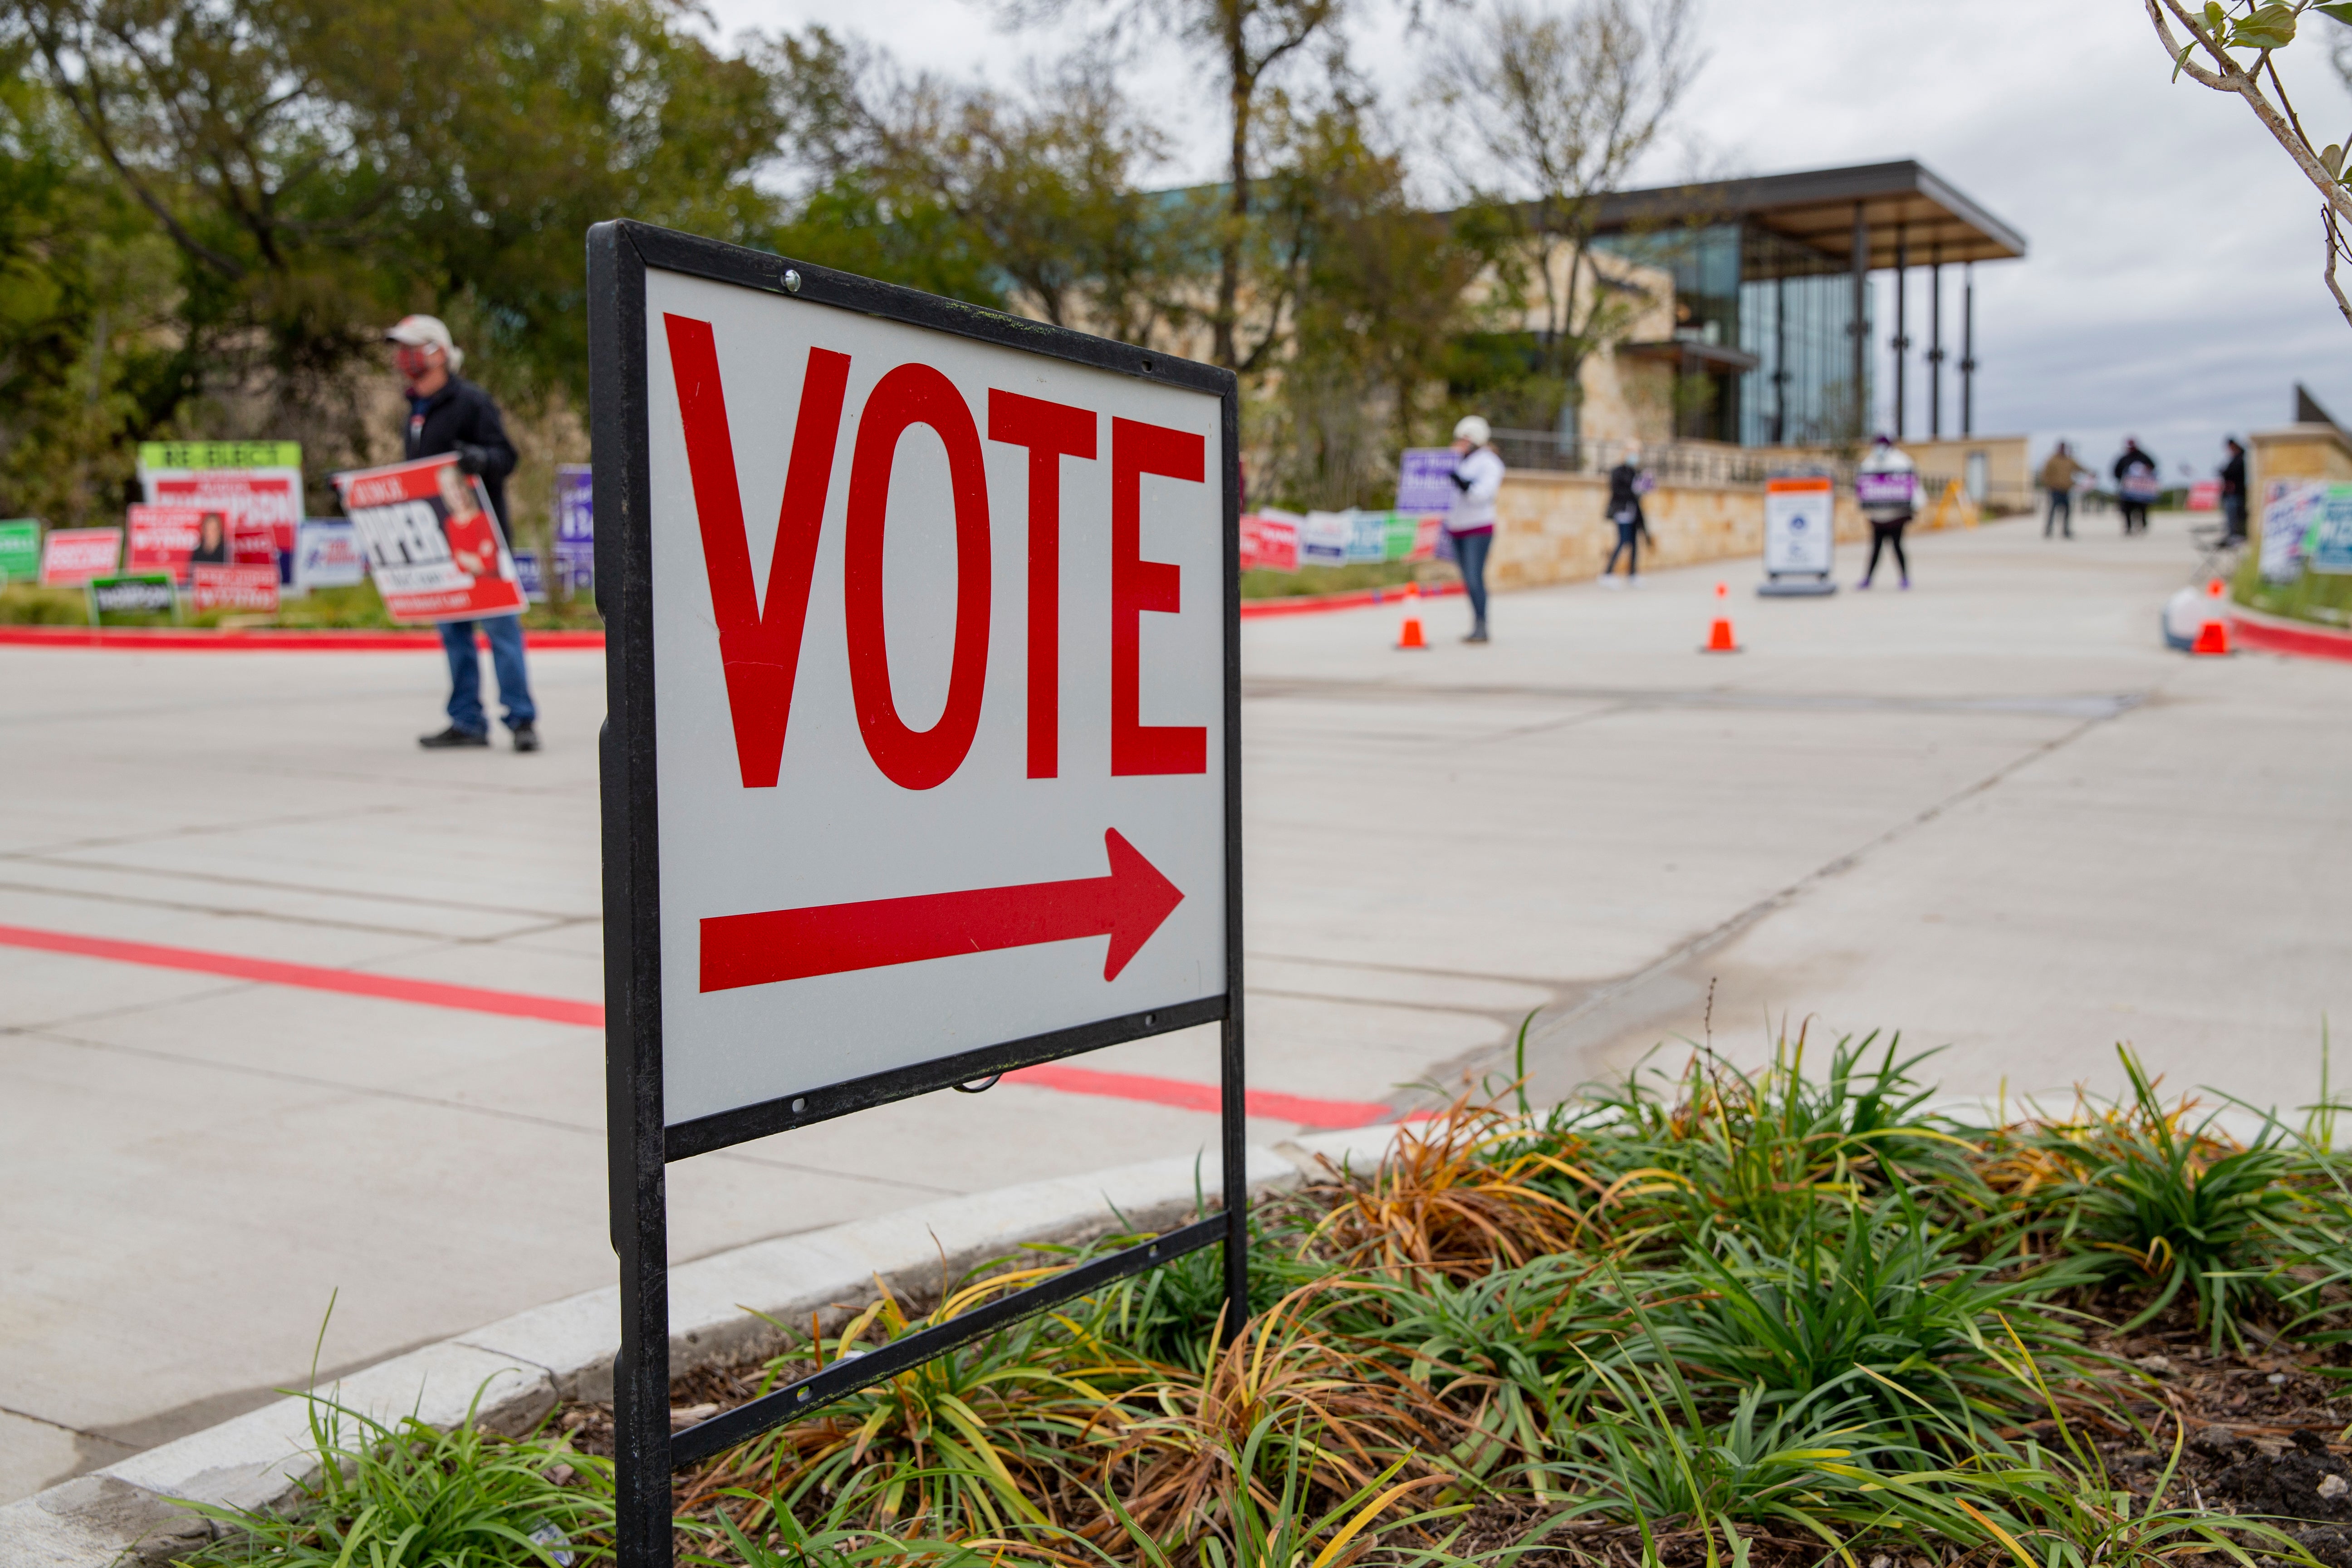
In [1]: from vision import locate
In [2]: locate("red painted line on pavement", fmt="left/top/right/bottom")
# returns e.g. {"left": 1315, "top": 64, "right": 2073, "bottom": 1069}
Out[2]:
{"left": 1005, "top": 1061, "right": 1393, "bottom": 1129}
{"left": 0, "top": 922, "right": 603, "bottom": 1027}
{"left": 1239, "top": 582, "right": 1463, "bottom": 620}
{"left": 0, "top": 921, "right": 1401, "bottom": 1127}
{"left": 0, "top": 626, "right": 605, "bottom": 652}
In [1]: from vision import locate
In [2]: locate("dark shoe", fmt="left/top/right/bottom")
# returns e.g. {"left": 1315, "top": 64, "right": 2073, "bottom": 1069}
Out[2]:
{"left": 420, "top": 725, "right": 490, "bottom": 750}
{"left": 511, "top": 722, "right": 540, "bottom": 753}
{"left": 1464, "top": 626, "right": 1490, "bottom": 644}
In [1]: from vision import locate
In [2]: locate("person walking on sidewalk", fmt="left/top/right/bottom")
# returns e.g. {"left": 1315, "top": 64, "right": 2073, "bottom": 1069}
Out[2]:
{"left": 1601, "top": 446, "right": 1653, "bottom": 587}
{"left": 2113, "top": 437, "right": 2159, "bottom": 536}
{"left": 1855, "top": 434, "right": 1918, "bottom": 590}
{"left": 388, "top": 314, "right": 539, "bottom": 752}
{"left": 1446, "top": 415, "right": 1505, "bottom": 642}
{"left": 2219, "top": 437, "right": 2249, "bottom": 544}
{"left": 2039, "top": 441, "right": 2089, "bottom": 538}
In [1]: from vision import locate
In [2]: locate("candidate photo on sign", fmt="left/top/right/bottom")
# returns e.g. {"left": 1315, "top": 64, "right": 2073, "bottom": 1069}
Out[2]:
{"left": 190, "top": 511, "right": 229, "bottom": 566}
{"left": 433, "top": 461, "right": 501, "bottom": 578}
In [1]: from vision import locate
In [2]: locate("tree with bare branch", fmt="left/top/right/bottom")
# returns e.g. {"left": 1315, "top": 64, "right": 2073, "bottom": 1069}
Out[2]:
{"left": 1429, "top": 0, "right": 1694, "bottom": 438}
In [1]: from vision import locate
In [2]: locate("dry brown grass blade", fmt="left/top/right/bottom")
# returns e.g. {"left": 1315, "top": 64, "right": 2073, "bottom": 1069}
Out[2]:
{"left": 1307, "top": 1087, "right": 1596, "bottom": 1279}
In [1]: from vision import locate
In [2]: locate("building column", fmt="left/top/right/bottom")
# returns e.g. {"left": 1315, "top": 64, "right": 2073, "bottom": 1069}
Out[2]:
{"left": 1891, "top": 230, "right": 1909, "bottom": 440}
{"left": 1927, "top": 258, "right": 1945, "bottom": 441}
{"left": 1772, "top": 275, "right": 1788, "bottom": 444}
{"left": 1850, "top": 202, "right": 1868, "bottom": 441}
{"left": 1960, "top": 262, "right": 1977, "bottom": 436}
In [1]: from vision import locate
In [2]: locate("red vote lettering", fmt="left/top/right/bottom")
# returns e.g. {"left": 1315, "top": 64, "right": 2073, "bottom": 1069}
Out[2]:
{"left": 987, "top": 391, "right": 1096, "bottom": 779}
{"left": 843, "top": 364, "right": 993, "bottom": 791}
{"left": 663, "top": 316, "right": 849, "bottom": 789}
{"left": 1110, "top": 418, "right": 1207, "bottom": 776}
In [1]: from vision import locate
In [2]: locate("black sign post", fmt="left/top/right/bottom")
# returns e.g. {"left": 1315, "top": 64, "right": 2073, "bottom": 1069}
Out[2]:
{"left": 588, "top": 220, "right": 1247, "bottom": 1567}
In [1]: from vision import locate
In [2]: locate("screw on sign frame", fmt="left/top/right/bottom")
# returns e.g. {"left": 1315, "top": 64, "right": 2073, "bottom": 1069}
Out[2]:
{"left": 587, "top": 220, "right": 1247, "bottom": 1567}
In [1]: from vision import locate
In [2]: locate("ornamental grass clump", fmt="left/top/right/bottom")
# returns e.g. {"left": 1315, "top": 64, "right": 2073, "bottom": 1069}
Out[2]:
{"left": 179, "top": 1031, "right": 2352, "bottom": 1568}
{"left": 1985, "top": 1044, "right": 2350, "bottom": 1351}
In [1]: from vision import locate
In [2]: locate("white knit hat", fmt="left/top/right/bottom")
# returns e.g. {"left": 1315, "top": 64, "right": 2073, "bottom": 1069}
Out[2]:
{"left": 1453, "top": 415, "right": 1491, "bottom": 446}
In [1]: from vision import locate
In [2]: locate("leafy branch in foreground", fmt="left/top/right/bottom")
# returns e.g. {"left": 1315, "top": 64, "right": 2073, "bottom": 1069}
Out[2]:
{"left": 2141, "top": 0, "right": 2352, "bottom": 324}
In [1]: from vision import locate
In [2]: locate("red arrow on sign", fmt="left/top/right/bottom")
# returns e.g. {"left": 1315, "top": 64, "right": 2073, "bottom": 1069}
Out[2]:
{"left": 699, "top": 828, "right": 1185, "bottom": 993}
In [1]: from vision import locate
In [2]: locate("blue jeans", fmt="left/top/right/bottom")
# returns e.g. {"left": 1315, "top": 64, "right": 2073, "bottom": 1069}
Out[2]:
{"left": 439, "top": 615, "right": 536, "bottom": 734}
{"left": 1606, "top": 519, "right": 1641, "bottom": 575}
{"left": 1452, "top": 529, "right": 1491, "bottom": 625}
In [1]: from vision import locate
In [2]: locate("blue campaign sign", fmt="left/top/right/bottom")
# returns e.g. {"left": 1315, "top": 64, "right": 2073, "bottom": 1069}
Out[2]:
{"left": 1396, "top": 448, "right": 1458, "bottom": 512}
{"left": 2307, "top": 484, "right": 2352, "bottom": 574}
{"left": 512, "top": 549, "right": 548, "bottom": 603}
{"left": 553, "top": 463, "right": 593, "bottom": 590}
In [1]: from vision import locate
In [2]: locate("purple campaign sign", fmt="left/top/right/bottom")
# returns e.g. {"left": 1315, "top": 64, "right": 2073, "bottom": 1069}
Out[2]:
{"left": 1396, "top": 448, "right": 1459, "bottom": 512}
{"left": 554, "top": 464, "right": 593, "bottom": 543}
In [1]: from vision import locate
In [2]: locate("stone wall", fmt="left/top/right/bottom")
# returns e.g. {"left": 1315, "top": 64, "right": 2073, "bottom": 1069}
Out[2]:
{"left": 1485, "top": 469, "right": 1866, "bottom": 590}
{"left": 2250, "top": 422, "right": 2352, "bottom": 489}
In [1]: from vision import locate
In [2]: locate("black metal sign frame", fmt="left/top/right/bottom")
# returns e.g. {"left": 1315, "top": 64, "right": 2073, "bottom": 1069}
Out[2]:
{"left": 587, "top": 220, "right": 1247, "bottom": 1568}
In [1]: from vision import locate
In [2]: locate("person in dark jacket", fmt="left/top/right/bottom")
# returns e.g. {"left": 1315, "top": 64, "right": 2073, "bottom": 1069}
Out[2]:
{"left": 388, "top": 314, "right": 538, "bottom": 752}
{"left": 1601, "top": 446, "right": 1652, "bottom": 586}
{"left": 2112, "top": 438, "right": 2159, "bottom": 536}
{"left": 2219, "top": 438, "right": 2248, "bottom": 543}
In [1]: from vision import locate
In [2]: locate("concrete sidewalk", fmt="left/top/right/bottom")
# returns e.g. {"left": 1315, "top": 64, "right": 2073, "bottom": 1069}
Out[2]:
{"left": 4, "top": 507, "right": 2342, "bottom": 1504}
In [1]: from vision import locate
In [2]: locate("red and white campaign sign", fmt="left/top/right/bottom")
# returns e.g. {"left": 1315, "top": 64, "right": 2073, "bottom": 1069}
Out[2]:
{"left": 140, "top": 466, "right": 301, "bottom": 560}
{"left": 190, "top": 563, "right": 281, "bottom": 614}
{"left": 126, "top": 505, "right": 210, "bottom": 580}
{"left": 643, "top": 268, "right": 1230, "bottom": 1127}
{"left": 331, "top": 454, "right": 528, "bottom": 623}
{"left": 39, "top": 527, "right": 122, "bottom": 586}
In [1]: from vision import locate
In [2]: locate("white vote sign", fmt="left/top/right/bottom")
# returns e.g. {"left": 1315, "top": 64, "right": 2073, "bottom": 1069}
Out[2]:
{"left": 642, "top": 269, "right": 1229, "bottom": 1127}
{"left": 1764, "top": 476, "right": 1835, "bottom": 577}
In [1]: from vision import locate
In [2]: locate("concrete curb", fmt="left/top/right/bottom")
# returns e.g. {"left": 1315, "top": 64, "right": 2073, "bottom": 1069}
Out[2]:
{"left": 0, "top": 1125, "right": 1403, "bottom": 1567}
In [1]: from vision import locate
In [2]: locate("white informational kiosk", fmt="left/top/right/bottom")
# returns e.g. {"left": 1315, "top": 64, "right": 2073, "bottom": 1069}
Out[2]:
{"left": 1759, "top": 475, "right": 1838, "bottom": 597}
{"left": 589, "top": 221, "right": 1245, "bottom": 1566}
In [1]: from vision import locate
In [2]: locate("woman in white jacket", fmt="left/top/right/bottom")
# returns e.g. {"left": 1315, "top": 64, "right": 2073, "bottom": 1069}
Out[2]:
{"left": 1446, "top": 415, "right": 1505, "bottom": 642}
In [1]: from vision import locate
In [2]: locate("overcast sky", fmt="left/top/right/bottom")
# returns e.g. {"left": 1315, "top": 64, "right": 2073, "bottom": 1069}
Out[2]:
{"left": 701, "top": 0, "right": 2352, "bottom": 477}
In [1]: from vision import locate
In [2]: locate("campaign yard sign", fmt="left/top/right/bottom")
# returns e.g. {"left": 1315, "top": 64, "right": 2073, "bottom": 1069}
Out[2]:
{"left": 512, "top": 549, "right": 548, "bottom": 603}
{"left": 0, "top": 519, "right": 39, "bottom": 586}
{"left": 554, "top": 463, "right": 595, "bottom": 591}
{"left": 2261, "top": 479, "right": 2325, "bottom": 583}
{"left": 1239, "top": 511, "right": 1298, "bottom": 571}
{"left": 191, "top": 564, "right": 281, "bottom": 614}
{"left": 331, "top": 455, "right": 529, "bottom": 622}
{"left": 137, "top": 441, "right": 304, "bottom": 571}
{"left": 87, "top": 573, "right": 178, "bottom": 625}
{"left": 40, "top": 527, "right": 121, "bottom": 587}
{"left": 126, "top": 505, "right": 211, "bottom": 581}
{"left": 2305, "top": 484, "right": 2352, "bottom": 575}
{"left": 293, "top": 520, "right": 368, "bottom": 589}
{"left": 592, "top": 224, "right": 1242, "bottom": 1566}
{"left": 1764, "top": 477, "right": 1836, "bottom": 577}
{"left": 1396, "top": 447, "right": 1459, "bottom": 512}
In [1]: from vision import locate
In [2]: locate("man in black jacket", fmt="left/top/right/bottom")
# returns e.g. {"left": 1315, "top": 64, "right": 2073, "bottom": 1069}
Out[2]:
{"left": 387, "top": 314, "right": 539, "bottom": 752}
{"left": 2219, "top": 437, "right": 2249, "bottom": 543}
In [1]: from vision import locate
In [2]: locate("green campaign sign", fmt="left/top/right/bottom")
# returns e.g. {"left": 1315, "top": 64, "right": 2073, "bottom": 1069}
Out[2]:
{"left": 0, "top": 519, "right": 38, "bottom": 586}
{"left": 137, "top": 441, "right": 302, "bottom": 471}
{"left": 86, "top": 572, "right": 178, "bottom": 625}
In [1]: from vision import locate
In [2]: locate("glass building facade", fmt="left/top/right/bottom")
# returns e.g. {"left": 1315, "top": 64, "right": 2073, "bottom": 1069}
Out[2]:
{"left": 1593, "top": 221, "right": 1871, "bottom": 447}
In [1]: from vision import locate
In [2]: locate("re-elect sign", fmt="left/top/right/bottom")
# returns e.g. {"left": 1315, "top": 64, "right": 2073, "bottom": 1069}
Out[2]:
{"left": 643, "top": 269, "right": 1229, "bottom": 1127}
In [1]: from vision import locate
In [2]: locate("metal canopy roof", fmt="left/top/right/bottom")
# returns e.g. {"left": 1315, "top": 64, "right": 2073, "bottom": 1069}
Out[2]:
{"left": 1595, "top": 160, "right": 2027, "bottom": 268}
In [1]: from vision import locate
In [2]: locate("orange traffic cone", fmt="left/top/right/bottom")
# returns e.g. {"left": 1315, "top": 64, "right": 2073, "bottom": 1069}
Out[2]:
{"left": 1396, "top": 582, "right": 1428, "bottom": 650}
{"left": 2191, "top": 578, "right": 2232, "bottom": 656}
{"left": 1702, "top": 582, "right": 1741, "bottom": 653}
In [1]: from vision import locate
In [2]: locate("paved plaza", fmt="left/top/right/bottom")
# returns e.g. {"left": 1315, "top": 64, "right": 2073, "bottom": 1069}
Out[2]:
{"left": 5, "top": 508, "right": 2347, "bottom": 1502}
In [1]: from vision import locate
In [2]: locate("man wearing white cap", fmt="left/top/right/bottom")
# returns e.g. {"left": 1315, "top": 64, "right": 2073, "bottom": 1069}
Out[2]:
{"left": 386, "top": 314, "right": 538, "bottom": 751}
